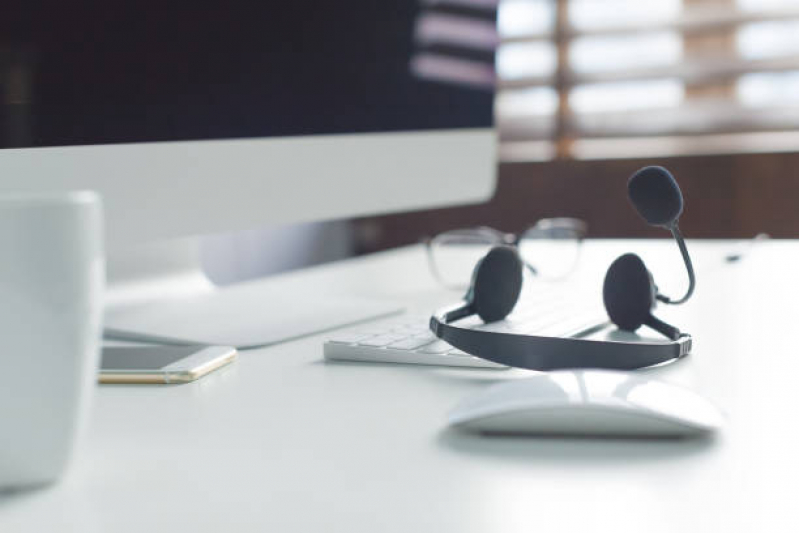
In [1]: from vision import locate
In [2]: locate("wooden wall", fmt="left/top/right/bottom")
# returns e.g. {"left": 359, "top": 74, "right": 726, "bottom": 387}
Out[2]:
{"left": 353, "top": 152, "right": 799, "bottom": 253}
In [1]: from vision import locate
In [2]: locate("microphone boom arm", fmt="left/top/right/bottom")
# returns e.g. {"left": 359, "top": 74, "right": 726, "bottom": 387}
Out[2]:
{"left": 656, "top": 224, "right": 695, "bottom": 305}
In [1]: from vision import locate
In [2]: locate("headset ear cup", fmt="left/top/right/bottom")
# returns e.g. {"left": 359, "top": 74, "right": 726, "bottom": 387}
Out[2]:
{"left": 471, "top": 246, "right": 523, "bottom": 323}
{"left": 603, "top": 253, "right": 656, "bottom": 332}
{"left": 462, "top": 256, "right": 484, "bottom": 304}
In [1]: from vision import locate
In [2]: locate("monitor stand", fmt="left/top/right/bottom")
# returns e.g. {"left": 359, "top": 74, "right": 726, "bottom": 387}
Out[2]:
{"left": 103, "top": 238, "right": 403, "bottom": 349}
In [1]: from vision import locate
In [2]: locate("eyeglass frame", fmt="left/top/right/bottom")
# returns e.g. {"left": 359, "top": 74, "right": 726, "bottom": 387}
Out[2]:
{"left": 423, "top": 217, "right": 588, "bottom": 289}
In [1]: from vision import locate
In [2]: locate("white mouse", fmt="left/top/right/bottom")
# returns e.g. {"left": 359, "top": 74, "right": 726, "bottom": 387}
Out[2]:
{"left": 448, "top": 370, "right": 724, "bottom": 438}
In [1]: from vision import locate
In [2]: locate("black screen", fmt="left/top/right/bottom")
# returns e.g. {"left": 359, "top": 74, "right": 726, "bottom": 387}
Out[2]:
{"left": 1, "top": 1, "right": 495, "bottom": 148}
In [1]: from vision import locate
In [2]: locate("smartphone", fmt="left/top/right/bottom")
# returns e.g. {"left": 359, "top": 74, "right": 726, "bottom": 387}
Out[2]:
{"left": 100, "top": 345, "right": 237, "bottom": 384}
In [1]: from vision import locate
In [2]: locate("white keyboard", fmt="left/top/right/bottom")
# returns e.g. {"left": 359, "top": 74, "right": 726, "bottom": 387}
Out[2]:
{"left": 324, "top": 290, "right": 608, "bottom": 369}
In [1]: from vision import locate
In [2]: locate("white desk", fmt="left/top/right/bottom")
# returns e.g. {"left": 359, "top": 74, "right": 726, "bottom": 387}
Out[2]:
{"left": 1, "top": 240, "right": 797, "bottom": 532}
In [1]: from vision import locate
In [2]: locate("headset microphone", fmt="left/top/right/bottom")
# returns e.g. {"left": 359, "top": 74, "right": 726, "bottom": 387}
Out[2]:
{"left": 627, "top": 166, "right": 695, "bottom": 305}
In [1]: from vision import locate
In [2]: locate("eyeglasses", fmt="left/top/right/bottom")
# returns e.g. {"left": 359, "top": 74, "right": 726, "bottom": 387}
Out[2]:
{"left": 424, "top": 218, "right": 587, "bottom": 289}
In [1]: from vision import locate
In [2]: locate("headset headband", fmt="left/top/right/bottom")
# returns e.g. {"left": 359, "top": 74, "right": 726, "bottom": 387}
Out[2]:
{"left": 430, "top": 304, "right": 691, "bottom": 371}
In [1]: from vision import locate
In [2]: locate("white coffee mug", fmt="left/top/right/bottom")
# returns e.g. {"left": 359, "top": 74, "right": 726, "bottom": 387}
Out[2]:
{"left": 0, "top": 191, "right": 104, "bottom": 489}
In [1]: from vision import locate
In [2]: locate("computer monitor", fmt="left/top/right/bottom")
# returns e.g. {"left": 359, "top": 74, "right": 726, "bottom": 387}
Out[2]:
{"left": 0, "top": 0, "right": 498, "bottom": 347}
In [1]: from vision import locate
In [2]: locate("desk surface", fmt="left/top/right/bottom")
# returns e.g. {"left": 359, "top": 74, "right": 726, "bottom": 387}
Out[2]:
{"left": 1, "top": 240, "right": 797, "bottom": 532}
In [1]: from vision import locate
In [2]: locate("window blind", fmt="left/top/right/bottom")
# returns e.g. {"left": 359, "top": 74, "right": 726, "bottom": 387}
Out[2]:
{"left": 492, "top": 0, "right": 799, "bottom": 161}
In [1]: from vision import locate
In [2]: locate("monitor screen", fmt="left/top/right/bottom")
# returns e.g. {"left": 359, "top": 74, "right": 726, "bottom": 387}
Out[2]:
{"left": 1, "top": 1, "right": 496, "bottom": 148}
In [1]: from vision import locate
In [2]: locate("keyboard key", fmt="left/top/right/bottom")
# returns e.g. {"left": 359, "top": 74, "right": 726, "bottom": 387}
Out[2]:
{"left": 388, "top": 337, "right": 435, "bottom": 351}
{"left": 419, "top": 340, "right": 453, "bottom": 354}
{"left": 558, "top": 316, "right": 608, "bottom": 337}
{"left": 536, "top": 312, "right": 606, "bottom": 337}
{"left": 411, "top": 332, "right": 436, "bottom": 342}
{"left": 327, "top": 332, "right": 374, "bottom": 344}
{"left": 392, "top": 325, "right": 424, "bottom": 335}
{"left": 359, "top": 335, "right": 405, "bottom": 347}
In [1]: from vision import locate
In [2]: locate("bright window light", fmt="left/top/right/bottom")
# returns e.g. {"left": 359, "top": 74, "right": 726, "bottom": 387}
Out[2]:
{"left": 737, "top": 21, "right": 799, "bottom": 60}
{"left": 570, "top": 32, "right": 682, "bottom": 74}
{"left": 737, "top": 0, "right": 796, "bottom": 12}
{"left": 496, "top": 42, "right": 557, "bottom": 79}
{"left": 570, "top": 80, "right": 684, "bottom": 113}
{"left": 737, "top": 71, "right": 799, "bottom": 107}
{"left": 496, "top": 87, "right": 559, "bottom": 116}
{"left": 568, "top": 0, "right": 680, "bottom": 30}
{"left": 497, "top": 0, "right": 553, "bottom": 37}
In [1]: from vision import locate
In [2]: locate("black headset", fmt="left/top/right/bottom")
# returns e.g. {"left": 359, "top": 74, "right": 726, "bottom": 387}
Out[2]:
{"left": 429, "top": 166, "right": 694, "bottom": 371}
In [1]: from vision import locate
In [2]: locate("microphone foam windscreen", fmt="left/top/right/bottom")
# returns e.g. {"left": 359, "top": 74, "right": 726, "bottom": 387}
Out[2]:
{"left": 628, "top": 166, "right": 683, "bottom": 227}
{"left": 472, "top": 246, "right": 522, "bottom": 323}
